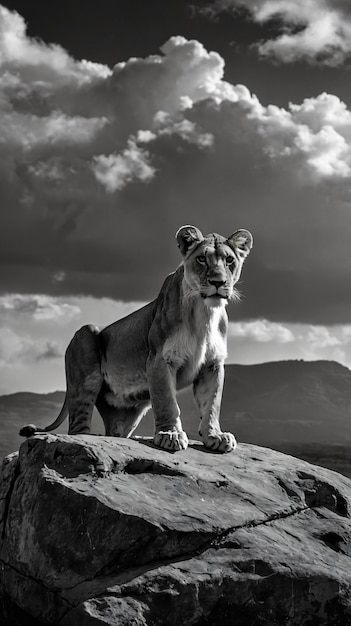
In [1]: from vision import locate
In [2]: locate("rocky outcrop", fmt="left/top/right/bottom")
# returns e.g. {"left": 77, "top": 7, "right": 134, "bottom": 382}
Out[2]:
{"left": 0, "top": 434, "right": 351, "bottom": 625}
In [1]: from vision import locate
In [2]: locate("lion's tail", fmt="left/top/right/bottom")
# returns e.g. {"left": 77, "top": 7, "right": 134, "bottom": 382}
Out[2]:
{"left": 19, "top": 393, "right": 69, "bottom": 438}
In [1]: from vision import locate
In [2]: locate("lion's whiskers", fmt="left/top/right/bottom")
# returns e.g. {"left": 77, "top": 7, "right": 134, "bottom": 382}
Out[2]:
{"left": 230, "top": 288, "right": 242, "bottom": 303}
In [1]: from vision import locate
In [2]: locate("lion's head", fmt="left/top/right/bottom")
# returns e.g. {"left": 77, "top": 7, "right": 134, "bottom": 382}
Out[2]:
{"left": 176, "top": 225, "right": 253, "bottom": 307}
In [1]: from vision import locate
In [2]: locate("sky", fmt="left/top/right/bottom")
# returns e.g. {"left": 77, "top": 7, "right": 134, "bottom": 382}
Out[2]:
{"left": 1, "top": 0, "right": 351, "bottom": 393}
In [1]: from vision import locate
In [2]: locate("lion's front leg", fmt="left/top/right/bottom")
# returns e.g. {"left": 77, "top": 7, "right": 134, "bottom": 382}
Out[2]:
{"left": 147, "top": 355, "right": 188, "bottom": 451}
{"left": 194, "top": 362, "right": 236, "bottom": 453}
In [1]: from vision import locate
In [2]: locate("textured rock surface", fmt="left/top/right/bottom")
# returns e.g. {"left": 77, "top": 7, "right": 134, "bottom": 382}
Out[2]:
{"left": 0, "top": 434, "right": 351, "bottom": 625}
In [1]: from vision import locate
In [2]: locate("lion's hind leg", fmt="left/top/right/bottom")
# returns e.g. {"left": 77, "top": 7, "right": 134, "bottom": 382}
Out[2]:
{"left": 65, "top": 325, "right": 103, "bottom": 435}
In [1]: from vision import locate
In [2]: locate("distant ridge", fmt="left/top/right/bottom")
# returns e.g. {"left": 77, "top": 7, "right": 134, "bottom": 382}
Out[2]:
{"left": 0, "top": 391, "right": 66, "bottom": 460}
{"left": 0, "top": 390, "right": 65, "bottom": 403}
{"left": 222, "top": 359, "right": 351, "bottom": 445}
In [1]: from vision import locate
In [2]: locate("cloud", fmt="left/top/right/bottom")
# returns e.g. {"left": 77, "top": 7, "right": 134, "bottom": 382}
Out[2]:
{"left": 92, "top": 138, "right": 156, "bottom": 193}
{"left": 52, "top": 271, "right": 66, "bottom": 284}
{"left": 305, "top": 325, "right": 342, "bottom": 349}
{"left": 227, "top": 320, "right": 351, "bottom": 368}
{"left": 0, "top": 295, "right": 81, "bottom": 321}
{"left": 228, "top": 319, "right": 295, "bottom": 343}
{"left": 0, "top": 6, "right": 111, "bottom": 83}
{"left": 146, "top": 112, "right": 214, "bottom": 148}
{"left": 0, "top": 327, "right": 62, "bottom": 365}
{"left": 203, "top": 0, "right": 351, "bottom": 66}
{"left": 0, "top": 5, "right": 351, "bottom": 326}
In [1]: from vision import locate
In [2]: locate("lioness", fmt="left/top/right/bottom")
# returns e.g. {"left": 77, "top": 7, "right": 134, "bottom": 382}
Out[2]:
{"left": 20, "top": 225, "right": 253, "bottom": 452}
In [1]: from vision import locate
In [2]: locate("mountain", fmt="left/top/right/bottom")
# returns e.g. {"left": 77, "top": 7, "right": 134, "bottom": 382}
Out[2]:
{"left": 0, "top": 391, "right": 66, "bottom": 461}
{"left": 1, "top": 360, "right": 350, "bottom": 476}
{"left": 222, "top": 359, "right": 351, "bottom": 445}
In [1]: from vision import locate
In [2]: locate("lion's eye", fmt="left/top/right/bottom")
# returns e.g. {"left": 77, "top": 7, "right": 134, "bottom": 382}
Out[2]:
{"left": 196, "top": 255, "right": 206, "bottom": 265}
{"left": 226, "top": 256, "right": 235, "bottom": 265}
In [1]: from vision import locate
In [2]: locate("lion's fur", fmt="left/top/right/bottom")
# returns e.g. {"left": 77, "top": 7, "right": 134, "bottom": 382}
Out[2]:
{"left": 20, "top": 225, "right": 253, "bottom": 452}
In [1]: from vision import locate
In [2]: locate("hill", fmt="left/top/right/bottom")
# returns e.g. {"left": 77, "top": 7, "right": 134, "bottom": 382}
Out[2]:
{"left": 1, "top": 360, "right": 350, "bottom": 476}
{"left": 0, "top": 391, "right": 66, "bottom": 461}
{"left": 223, "top": 359, "right": 351, "bottom": 445}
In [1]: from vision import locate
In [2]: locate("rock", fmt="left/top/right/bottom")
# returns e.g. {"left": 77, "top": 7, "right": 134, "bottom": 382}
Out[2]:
{"left": 0, "top": 434, "right": 351, "bottom": 625}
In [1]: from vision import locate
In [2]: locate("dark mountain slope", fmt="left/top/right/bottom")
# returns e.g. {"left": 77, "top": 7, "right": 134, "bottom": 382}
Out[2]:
{"left": 221, "top": 360, "right": 351, "bottom": 445}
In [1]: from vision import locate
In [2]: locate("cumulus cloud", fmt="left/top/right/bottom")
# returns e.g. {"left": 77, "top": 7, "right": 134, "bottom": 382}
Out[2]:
{"left": 0, "top": 327, "right": 62, "bottom": 365}
{"left": 0, "top": 295, "right": 81, "bottom": 321}
{"left": 0, "top": 4, "right": 351, "bottom": 327}
{"left": 229, "top": 319, "right": 295, "bottom": 343}
{"left": 0, "top": 5, "right": 111, "bottom": 83}
{"left": 203, "top": 0, "right": 351, "bottom": 65}
{"left": 0, "top": 110, "right": 108, "bottom": 151}
{"left": 305, "top": 325, "right": 342, "bottom": 350}
{"left": 227, "top": 320, "right": 351, "bottom": 369}
{"left": 92, "top": 139, "right": 156, "bottom": 193}
{"left": 146, "top": 112, "right": 214, "bottom": 148}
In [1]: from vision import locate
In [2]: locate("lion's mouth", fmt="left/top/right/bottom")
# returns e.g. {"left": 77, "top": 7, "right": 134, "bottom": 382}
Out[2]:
{"left": 202, "top": 292, "right": 228, "bottom": 299}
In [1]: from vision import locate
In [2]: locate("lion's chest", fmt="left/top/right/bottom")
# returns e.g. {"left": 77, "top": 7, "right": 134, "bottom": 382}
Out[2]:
{"left": 162, "top": 307, "right": 227, "bottom": 388}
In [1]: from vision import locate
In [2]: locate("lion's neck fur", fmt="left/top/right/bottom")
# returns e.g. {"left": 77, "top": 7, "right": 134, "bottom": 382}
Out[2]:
{"left": 160, "top": 272, "right": 228, "bottom": 384}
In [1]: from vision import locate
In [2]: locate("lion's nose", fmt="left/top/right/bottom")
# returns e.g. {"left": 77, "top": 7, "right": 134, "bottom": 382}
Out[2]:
{"left": 209, "top": 279, "right": 226, "bottom": 289}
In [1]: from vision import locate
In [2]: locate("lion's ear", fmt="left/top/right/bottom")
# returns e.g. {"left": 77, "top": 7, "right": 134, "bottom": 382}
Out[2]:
{"left": 227, "top": 229, "right": 253, "bottom": 258}
{"left": 176, "top": 225, "right": 204, "bottom": 256}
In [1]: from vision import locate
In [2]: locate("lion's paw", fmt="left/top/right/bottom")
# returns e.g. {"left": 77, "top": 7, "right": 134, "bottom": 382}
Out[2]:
{"left": 154, "top": 430, "right": 189, "bottom": 451}
{"left": 201, "top": 431, "right": 237, "bottom": 453}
